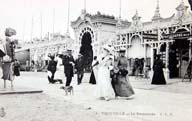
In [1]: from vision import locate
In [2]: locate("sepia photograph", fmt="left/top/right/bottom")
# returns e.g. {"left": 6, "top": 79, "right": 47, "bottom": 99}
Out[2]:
{"left": 0, "top": 0, "right": 192, "bottom": 121}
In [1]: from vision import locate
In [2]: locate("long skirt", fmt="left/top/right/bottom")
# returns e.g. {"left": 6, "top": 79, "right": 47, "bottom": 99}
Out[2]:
{"left": 114, "top": 75, "right": 135, "bottom": 97}
{"left": 151, "top": 70, "right": 166, "bottom": 85}
{"left": 96, "top": 66, "right": 115, "bottom": 99}
{"left": 89, "top": 71, "right": 96, "bottom": 84}
{"left": 2, "top": 62, "right": 14, "bottom": 81}
{"left": 54, "top": 66, "right": 64, "bottom": 80}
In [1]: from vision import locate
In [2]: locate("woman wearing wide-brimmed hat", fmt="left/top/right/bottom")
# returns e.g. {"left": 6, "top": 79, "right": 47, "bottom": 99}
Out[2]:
{"left": 113, "top": 48, "right": 135, "bottom": 99}
{"left": 96, "top": 45, "right": 115, "bottom": 101}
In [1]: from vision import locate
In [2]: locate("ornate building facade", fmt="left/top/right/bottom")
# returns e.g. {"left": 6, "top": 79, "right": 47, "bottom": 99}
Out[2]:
{"left": 16, "top": 33, "right": 74, "bottom": 70}
{"left": 71, "top": 10, "right": 130, "bottom": 59}
{"left": 72, "top": 1, "right": 192, "bottom": 79}
{"left": 116, "top": 1, "right": 192, "bottom": 78}
{"left": 17, "top": 1, "right": 192, "bottom": 77}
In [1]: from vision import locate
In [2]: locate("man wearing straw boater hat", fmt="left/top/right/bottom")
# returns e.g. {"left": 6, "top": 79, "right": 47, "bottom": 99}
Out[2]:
{"left": 63, "top": 49, "right": 75, "bottom": 86}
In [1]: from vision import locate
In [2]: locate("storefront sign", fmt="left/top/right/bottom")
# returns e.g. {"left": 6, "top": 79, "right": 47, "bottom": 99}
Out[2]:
{"left": 143, "top": 33, "right": 158, "bottom": 40}
{"left": 162, "top": 31, "right": 192, "bottom": 40}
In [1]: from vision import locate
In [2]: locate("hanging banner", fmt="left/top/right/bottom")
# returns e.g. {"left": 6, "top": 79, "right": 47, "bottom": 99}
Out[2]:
{"left": 162, "top": 31, "right": 192, "bottom": 40}
{"left": 142, "top": 33, "right": 158, "bottom": 40}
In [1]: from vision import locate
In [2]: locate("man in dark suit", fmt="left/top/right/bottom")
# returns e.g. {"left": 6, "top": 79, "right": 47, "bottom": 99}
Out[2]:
{"left": 63, "top": 49, "right": 75, "bottom": 86}
{"left": 75, "top": 53, "right": 84, "bottom": 85}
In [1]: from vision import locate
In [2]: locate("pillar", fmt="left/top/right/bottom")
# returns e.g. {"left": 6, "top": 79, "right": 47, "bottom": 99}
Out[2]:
{"left": 157, "top": 45, "right": 160, "bottom": 54}
{"left": 143, "top": 44, "right": 147, "bottom": 74}
{"left": 150, "top": 47, "right": 154, "bottom": 79}
{"left": 151, "top": 47, "right": 154, "bottom": 70}
{"left": 165, "top": 42, "right": 170, "bottom": 79}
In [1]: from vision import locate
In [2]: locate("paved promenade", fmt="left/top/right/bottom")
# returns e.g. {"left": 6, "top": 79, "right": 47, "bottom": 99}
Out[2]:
{"left": 0, "top": 72, "right": 192, "bottom": 121}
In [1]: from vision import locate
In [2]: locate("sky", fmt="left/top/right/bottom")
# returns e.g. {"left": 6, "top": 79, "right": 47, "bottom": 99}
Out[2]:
{"left": 0, "top": 0, "right": 189, "bottom": 41}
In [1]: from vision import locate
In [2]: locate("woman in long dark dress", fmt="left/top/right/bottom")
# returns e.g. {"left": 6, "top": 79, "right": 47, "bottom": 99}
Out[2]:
{"left": 47, "top": 56, "right": 57, "bottom": 84}
{"left": 113, "top": 49, "right": 135, "bottom": 98}
{"left": 89, "top": 56, "right": 99, "bottom": 84}
{"left": 151, "top": 54, "right": 166, "bottom": 85}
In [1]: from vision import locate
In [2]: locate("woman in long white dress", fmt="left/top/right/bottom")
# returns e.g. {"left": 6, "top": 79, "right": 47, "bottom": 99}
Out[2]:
{"left": 96, "top": 45, "right": 115, "bottom": 101}
{"left": 54, "top": 54, "right": 64, "bottom": 84}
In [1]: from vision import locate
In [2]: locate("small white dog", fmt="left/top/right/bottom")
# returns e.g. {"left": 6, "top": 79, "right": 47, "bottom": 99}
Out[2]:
{"left": 60, "top": 86, "right": 74, "bottom": 95}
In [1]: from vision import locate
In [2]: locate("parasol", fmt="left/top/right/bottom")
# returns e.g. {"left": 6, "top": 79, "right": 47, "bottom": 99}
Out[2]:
{"left": 5, "top": 28, "right": 16, "bottom": 37}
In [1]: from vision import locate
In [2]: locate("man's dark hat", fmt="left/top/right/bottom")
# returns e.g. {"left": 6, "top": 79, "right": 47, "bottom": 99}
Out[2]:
{"left": 49, "top": 55, "right": 55, "bottom": 60}
{"left": 67, "top": 49, "right": 72, "bottom": 52}
{"left": 156, "top": 54, "right": 161, "bottom": 58}
{"left": 119, "top": 50, "right": 126, "bottom": 53}
{"left": 78, "top": 53, "right": 83, "bottom": 56}
{"left": 119, "top": 47, "right": 126, "bottom": 53}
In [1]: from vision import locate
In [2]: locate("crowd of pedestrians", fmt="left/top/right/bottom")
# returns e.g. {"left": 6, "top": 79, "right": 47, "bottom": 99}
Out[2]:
{"left": 46, "top": 44, "right": 137, "bottom": 101}
{"left": 45, "top": 42, "right": 169, "bottom": 101}
{"left": 0, "top": 28, "right": 166, "bottom": 101}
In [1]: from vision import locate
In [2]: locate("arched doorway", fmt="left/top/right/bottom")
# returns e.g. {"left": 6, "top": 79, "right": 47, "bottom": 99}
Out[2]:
{"left": 169, "top": 28, "right": 190, "bottom": 78}
{"left": 79, "top": 32, "right": 93, "bottom": 72}
{"left": 129, "top": 35, "right": 144, "bottom": 58}
{"left": 129, "top": 35, "right": 145, "bottom": 75}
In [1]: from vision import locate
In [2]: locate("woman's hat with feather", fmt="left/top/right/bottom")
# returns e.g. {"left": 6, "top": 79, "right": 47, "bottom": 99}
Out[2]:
{"left": 103, "top": 44, "right": 114, "bottom": 54}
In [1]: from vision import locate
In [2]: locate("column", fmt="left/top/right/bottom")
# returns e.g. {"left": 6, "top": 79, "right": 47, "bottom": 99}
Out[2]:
{"left": 143, "top": 43, "right": 147, "bottom": 78}
{"left": 127, "top": 46, "right": 129, "bottom": 58}
{"left": 157, "top": 43, "right": 160, "bottom": 54}
{"left": 165, "top": 42, "right": 169, "bottom": 79}
{"left": 150, "top": 47, "right": 154, "bottom": 79}
{"left": 151, "top": 48, "right": 154, "bottom": 69}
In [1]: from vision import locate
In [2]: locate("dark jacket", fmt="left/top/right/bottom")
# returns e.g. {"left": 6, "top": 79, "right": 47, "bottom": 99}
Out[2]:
{"left": 47, "top": 60, "right": 57, "bottom": 73}
{"left": 5, "top": 37, "right": 15, "bottom": 61}
{"left": 63, "top": 55, "right": 75, "bottom": 77}
{"left": 75, "top": 57, "right": 84, "bottom": 72}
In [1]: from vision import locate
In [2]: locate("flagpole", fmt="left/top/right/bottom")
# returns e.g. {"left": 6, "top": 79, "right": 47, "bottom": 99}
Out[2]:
{"left": 53, "top": 8, "right": 55, "bottom": 36}
{"left": 22, "top": 20, "right": 26, "bottom": 42}
{"left": 84, "top": 0, "right": 86, "bottom": 11}
{"left": 31, "top": 16, "right": 34, "bottom": 42}
{"left": 67, "top": 0, "right": 70, "bottom": 34}
{"left": 119, "top": 0, "right": 121, "bottom": 19}
{"left": 40, "top": 12, "right": 43, "bottom": 41}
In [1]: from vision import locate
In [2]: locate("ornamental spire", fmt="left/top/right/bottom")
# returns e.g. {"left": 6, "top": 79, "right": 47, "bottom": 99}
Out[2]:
{"left": 66, "top": 0, "right": 70, "bottom": 34}
{"left": 152, "top": 0, "right": 162, "bottom": 21}
{"left": 119, "top": 0, "right": 121, "bottom": 19}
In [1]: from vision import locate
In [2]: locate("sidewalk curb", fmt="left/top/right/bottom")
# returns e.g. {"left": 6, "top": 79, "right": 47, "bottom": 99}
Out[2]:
{"left": 0, "top": 90, "right": 43, "bottom": 95}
